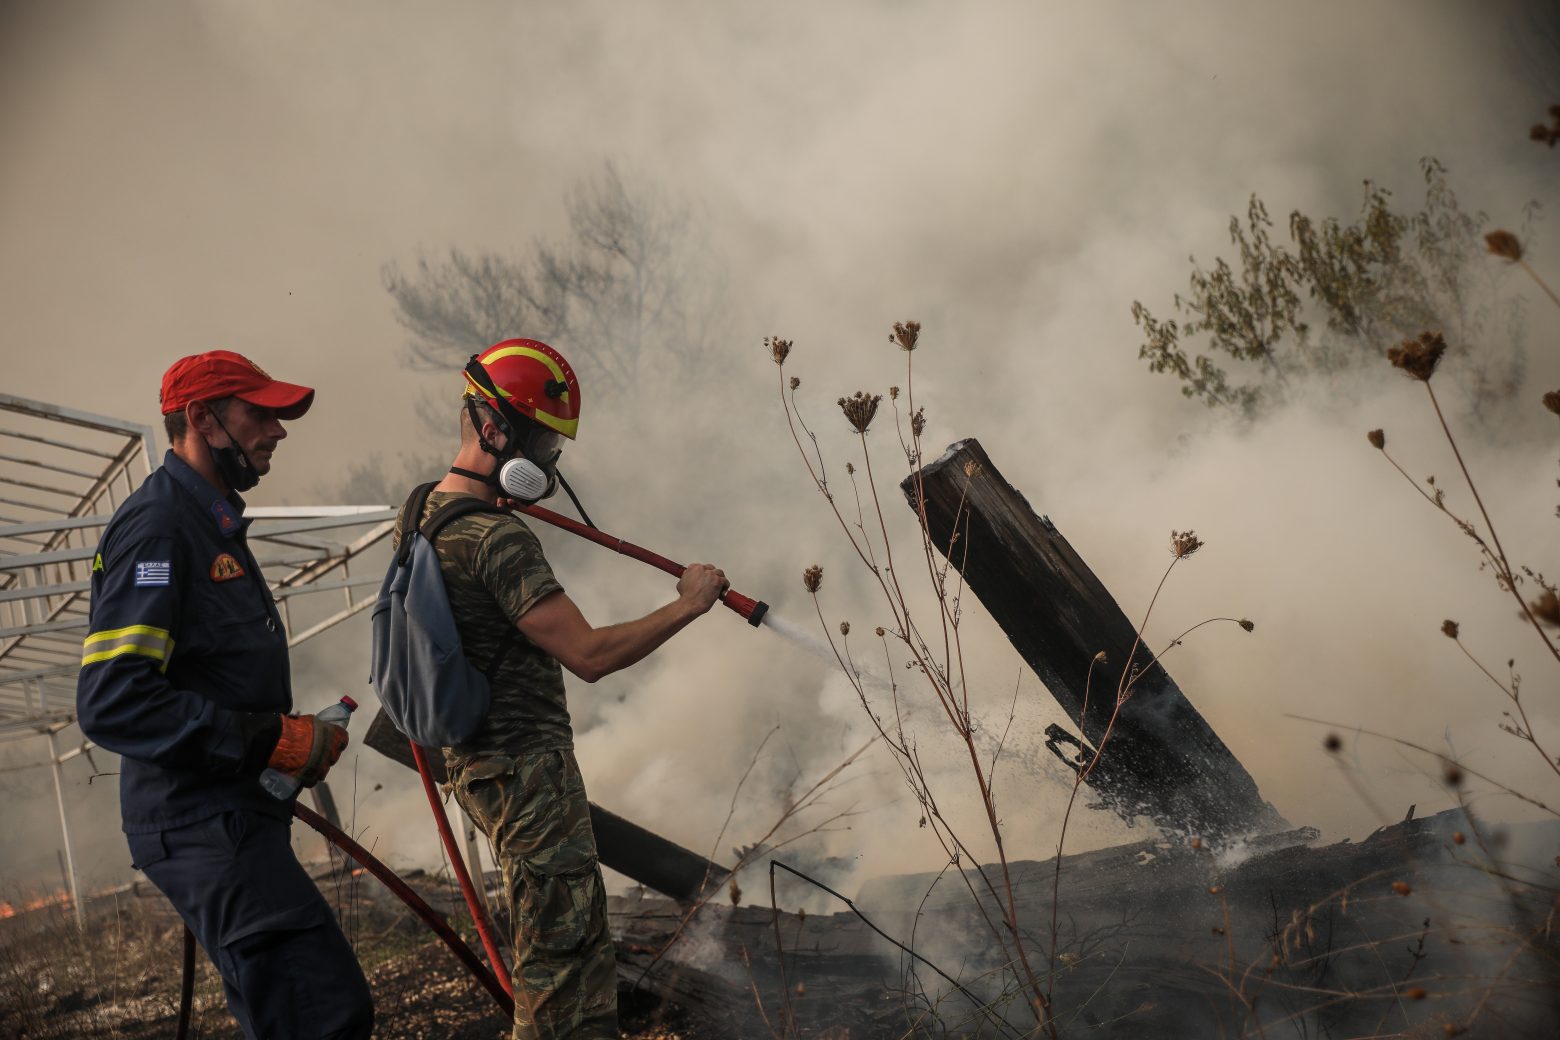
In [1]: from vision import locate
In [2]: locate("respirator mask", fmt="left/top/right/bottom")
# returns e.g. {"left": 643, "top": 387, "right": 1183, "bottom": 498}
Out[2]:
{"left": 452, "top": 393, "right": 563, "bottom": 504}
{"left": 496, "top": 420, "right": 564, "bottom": 503}
{"left": 206, "top": 408, "right": 261, "bottom": 493}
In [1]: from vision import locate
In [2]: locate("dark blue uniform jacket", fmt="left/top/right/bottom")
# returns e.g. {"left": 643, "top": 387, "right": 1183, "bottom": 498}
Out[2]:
{"left": 77, "top": 451, "right": 287, "bottom": 834}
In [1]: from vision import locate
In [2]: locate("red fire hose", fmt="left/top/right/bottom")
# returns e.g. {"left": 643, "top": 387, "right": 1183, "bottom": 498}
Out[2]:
{"left": 408, "top": 742, "right": 516, "bottom": 1002}
{"left": 513, "top": 502, "right": 769, "bottom": 626}
{"left": 173, "top": 802, "right": 514, "bottom": 1040}
{"left": 289, "top": 801, "right": 514, "bottom": 1015}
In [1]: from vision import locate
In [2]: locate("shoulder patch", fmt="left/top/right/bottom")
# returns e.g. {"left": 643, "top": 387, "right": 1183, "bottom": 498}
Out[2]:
{"left": 134, "top": 560, "right": 171, "bottom": 587}
{"left": 92, "top": 553, "right": 104, "bottom": 573}
{"left": 210, "top": 553, "right": 245, "bottom": 582}
{"left": 210, "top": 499, "right": 241, "bottom": 535}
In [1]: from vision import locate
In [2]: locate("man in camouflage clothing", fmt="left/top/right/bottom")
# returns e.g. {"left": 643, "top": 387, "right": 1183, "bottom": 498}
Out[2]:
{"left": 397, "top": 339, "right": 726, "bottom": 1039}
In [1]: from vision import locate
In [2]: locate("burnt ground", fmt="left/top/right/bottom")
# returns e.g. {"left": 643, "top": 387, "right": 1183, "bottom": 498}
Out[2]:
{"left": 8, "top": 812, "right": 1558, "bottom": 1039}
{"left": 0, "top": 869, "right": 717, "bottom": 1040}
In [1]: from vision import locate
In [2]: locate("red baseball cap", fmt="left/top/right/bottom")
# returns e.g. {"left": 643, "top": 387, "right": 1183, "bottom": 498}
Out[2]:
{"left": 159, "top": 350, "right": 315, "bottom": 420}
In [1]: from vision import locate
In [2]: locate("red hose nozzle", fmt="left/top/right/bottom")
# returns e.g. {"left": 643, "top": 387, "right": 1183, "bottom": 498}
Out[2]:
{"left": 723, "top": 589, "right": 769, "bottom": 627}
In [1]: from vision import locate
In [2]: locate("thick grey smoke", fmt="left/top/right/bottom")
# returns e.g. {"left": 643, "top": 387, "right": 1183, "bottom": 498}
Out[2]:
{"left": 1, "top": 1, "right": 1556, "bottom": 902}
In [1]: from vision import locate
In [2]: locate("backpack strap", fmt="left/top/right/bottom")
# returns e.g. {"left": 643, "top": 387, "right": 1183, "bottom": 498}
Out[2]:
{"left": 420, "top": 496, "right": 507, "bottom": 545}
{"left": 396, "top": 482, "right": 440, "bottom": 567}
{"left": 417, "top": 494, "right": 532, "bottom": 680}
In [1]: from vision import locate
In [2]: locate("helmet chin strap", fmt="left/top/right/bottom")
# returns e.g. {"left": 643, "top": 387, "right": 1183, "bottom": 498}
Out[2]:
{"left": 458, "top": 396, "right": 563, "bottom": 503}
{"left": 448, "top": 464, "right": 498, "bottom": 486}
{"left": 455, "top": 395, "right": 516, "bottom": 486}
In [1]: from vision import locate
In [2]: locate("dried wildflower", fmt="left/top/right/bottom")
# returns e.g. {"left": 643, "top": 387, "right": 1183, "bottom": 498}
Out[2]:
{"left": 789, "top": 375, "right": 800, "bottom": 391}
{"left": 1323, "top": 733, "right": 1343, "bottom": 752}
{"left": 963, "top": 459, "right": 982, "bottom": 479}
{"left": 838, "top": 391, "right": 881, "bottom": 433}
{"left": 766, "top": 336, "right": 792, "bottom": 366}
{"left": 845, "top": 462, "right": 854, "bottom": 475}
{"left": 1407, "top": 987, "right": 1427, "bottom": 1001}
{"left": 1443, "top": 762, "right": 1464, "bottom": 788}
{"left": 1367, "top": 428, "right": 1385, "bottom": 450}
{"left": 729, "top": 875, "right": 742, "bottom": 905}
{"left": 1444, "top": 1024, "right": 1463, "bottom": 1037}
{"left": 839, "top": 621, "right": 851, "bottom": 637}
{"left": 1093, "top": 651, "right": 1108, "bottom": 665}
{"left": 795, "top": 982, "right": 805, "bottom": 997}
{"left": 888, "top": 386, "right": 899, "bottom": 400}
{"left": 1533, "top": 107, "right": 1560, "bottom": 146}
{"left": 1484, "top": 230, "right": 1523, "bottom": 262}
{"left": 1170, "top": 530, "right": 1203, "bottom": 559}
{"left": 1530, "top": 589, "right": 1560, "bottom": 628}
{"left": 802, "top": 564, "right": 823, "bottom": 593}
{"left": 1239, "top": 619, "right": 1255, "bottom": 633}
{"left": 874, "top": 626, "right": 885, "bottom": 637}
{"left": 1387, "top": 331, "right": 1447, "bottom": 382}
{"left": 891, "top": 320, "right": 920, "bottom": 351}
{"left": 1391, "top": 880, "right": 1412, "bottom": 896}
{"left": 1544, "top": 391, "right": 1560, "bottom": 416}
{"left": 1452, "top": 831, "right": 1465, "bottom": 845}
{"left": 1441, "top": 619, "right": 1459, "bottom": 639}
{"left": 910, "top": 407, "right": 926, "bottom": 438}
{"left": 1190, "top": 836, "right": 1202, "bottom": 850}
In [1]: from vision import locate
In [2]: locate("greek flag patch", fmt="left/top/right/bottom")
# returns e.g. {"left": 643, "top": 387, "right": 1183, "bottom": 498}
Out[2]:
{"left": 134, "top": 561, "right": 171, "bottom": 587}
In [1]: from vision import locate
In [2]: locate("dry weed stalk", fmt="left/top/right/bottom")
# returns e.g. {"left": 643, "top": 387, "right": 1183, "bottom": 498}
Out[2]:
{"left": 1367, "top": 212, "right": 1560, "bottom": 812}
{"left": 776, "top": 324, "right": 1059, "bottom": 1034}
{"left": 1370, "top": 316, "right": 1560, "bottom": 791}
{"left": 775, "top": 323, "right": 1252, "bottom": 1038}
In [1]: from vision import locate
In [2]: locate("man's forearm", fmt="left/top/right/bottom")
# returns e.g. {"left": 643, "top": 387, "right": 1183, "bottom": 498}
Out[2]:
{"left": 574, "top": 598, "right": 703, "bottom": 682}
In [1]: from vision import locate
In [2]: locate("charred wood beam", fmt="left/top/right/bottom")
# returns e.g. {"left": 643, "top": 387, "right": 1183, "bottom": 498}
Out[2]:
{"left": 363, "top": 709, "right": 730, "bottom": 901}
{"left": 902, "top": 439, "right": 1286, "bottom": 839}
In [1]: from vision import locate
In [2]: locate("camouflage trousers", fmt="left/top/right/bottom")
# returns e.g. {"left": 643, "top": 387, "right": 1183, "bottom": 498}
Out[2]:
{"left": 452, "top": 748, "right": 618, "bottom": 1040}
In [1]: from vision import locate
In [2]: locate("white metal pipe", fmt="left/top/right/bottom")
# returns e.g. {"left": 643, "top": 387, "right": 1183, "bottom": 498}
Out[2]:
{"left": 47, "top": 728, "right": 84, "bottom": 930}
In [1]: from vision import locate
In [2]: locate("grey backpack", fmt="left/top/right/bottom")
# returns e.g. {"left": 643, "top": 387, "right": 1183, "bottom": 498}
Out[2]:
{"left": 369, "top": 483, "right": 515, "bottom": 748}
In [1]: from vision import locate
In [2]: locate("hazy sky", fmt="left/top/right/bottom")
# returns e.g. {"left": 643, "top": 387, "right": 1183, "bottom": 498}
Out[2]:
{"left": 2, "top": 1, "right": 1557, "bottom": 896}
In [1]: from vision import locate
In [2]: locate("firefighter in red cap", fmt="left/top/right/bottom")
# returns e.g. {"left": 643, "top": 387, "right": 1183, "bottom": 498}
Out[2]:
{"left": 393, "top": 339, "right": 726, "bottom": 1038}
{"left": 77, "top": 351, "right": 373, "bottom": 1039}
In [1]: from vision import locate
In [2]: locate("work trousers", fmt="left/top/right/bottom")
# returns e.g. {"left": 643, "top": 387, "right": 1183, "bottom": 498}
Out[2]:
{"left": 452, "top": 747, "right": 618, "bottom": 1040}
{"left": 128, "top": 810, "right": 374, "bottom": 1040}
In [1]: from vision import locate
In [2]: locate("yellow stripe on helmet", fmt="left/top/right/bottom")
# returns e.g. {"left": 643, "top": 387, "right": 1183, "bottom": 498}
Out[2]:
{"left": 531, "top": 411, "right": 578, "bottom": 439}
{"left": 481, "top": 345, "right": 568, "bottom": 385}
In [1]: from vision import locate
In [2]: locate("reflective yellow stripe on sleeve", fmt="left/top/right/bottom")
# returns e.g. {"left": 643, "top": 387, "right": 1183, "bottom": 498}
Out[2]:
{"left": 81, "top": 625, "right": 175, "bottom": 670}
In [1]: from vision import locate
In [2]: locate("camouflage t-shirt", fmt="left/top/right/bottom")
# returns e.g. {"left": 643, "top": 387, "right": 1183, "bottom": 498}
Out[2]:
{"left": 392, "top": 490, "right": 572, "bottom": 762}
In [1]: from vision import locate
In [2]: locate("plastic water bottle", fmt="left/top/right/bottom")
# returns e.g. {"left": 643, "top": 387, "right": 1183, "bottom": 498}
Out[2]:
{"left": 260, "top": 695, "right": 357, "bottom": 800}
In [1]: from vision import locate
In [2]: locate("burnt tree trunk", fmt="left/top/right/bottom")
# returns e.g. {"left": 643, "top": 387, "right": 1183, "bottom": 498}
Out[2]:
{"left": 902, "top": 438, "right": 1286, "bottom": 839}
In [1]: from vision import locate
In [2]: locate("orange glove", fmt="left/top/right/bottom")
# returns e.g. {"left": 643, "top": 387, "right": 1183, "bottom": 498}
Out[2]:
{"left": 267, "top": 714, "right": 349, "bottom": 787}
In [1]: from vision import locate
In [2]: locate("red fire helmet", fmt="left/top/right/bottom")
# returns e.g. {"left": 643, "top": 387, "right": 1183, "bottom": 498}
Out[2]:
{"left": 462, "top": 339, "right": 580, "bottom": 440}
